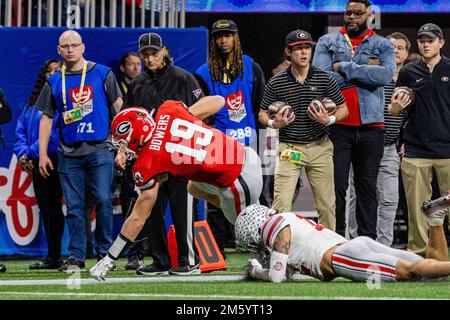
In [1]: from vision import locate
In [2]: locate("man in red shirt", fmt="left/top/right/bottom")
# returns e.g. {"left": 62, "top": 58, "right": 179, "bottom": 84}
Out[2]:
{"left": 90, "top": 96, "right": 263, "bottom": 280}
{"left": 313, "top": 0, "right": 396, "bottom": 238}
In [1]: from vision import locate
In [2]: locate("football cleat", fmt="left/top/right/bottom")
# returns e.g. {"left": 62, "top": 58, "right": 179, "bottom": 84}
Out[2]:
{"left": 421, "top": 191, "right": 450, "bottom": 227}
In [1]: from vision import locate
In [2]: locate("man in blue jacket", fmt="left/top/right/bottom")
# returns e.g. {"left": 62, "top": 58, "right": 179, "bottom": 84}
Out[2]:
{"left": 313, "top": 0, "right": 395, "bottom": 238}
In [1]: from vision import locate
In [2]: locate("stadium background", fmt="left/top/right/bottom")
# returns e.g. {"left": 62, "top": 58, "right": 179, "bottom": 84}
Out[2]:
{"left": 0, "top": 0, "right": 449, "bottom": 257}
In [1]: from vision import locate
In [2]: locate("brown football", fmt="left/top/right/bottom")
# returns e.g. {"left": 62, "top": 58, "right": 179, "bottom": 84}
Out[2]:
{"left": 268, "top": 101, "right": 294, "bottom": 119}
{"left": 309, "top": 96, "right": 337, "bottom": 115}
{"left": 393, "top": 86, "right": 415, "bottom": 106}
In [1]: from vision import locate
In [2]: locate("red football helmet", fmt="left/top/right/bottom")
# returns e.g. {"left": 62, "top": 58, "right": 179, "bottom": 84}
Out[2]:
{"left": 111, "top": 107, "right": 155, "bottom": 160}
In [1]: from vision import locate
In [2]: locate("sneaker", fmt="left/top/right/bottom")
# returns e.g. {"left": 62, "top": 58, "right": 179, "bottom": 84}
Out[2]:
{"left": 124, "top": 256, "right": 145, "bottom": 270}
{"left": 58, "top": 259, "right": 85, "bottom": 272}
{"left": 30, "top": 257, "right": 63, "bottom": 270}
{"left": 169, "top": 264, "right": 201, "bottom": 275}
{"left": 0, "top": 264, "right": 6, "bottom": 273}
{"left": 136, "top": 264, "right": 169, "bottom": 275}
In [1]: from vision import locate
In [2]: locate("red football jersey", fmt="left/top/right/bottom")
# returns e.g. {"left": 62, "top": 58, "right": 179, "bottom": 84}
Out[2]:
{"left": 132, "top": 101, "right": 245, "bottom": 190}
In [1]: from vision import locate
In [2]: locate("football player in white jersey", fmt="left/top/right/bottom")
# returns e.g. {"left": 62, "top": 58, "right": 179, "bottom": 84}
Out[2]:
{"left": 236, "top": 200, "right": 450, "bottom": 283}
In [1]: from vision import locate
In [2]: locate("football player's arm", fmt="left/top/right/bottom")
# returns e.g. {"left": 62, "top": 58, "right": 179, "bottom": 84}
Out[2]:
{"left": 120, "top": 173, "right": 168, "bottom": 241}
{"left": 188, "top": 95, "right": 225, "bottom": 120}
{"left": 250, "top": 226, "right": 291, "bottom": 283}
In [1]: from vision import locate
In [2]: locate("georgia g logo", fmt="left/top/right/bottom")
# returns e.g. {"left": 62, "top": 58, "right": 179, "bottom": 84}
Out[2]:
{"left": 296, "top": 32, "right": 308, "bottom": 39}
{"left": 116, "top": 121, "right": 132, "bottom": 135}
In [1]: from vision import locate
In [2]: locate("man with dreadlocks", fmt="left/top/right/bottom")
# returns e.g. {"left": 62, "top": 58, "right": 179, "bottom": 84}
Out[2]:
{"left": 195, "top": 19, "right": 266, "bottom": 254}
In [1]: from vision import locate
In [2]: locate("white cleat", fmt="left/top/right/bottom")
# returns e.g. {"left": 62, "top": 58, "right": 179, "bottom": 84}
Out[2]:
{"left": 90, "top": 255, "right": 116, "bottom": 281}
{"left": 422, "top": 191, "right": 450, "bottom": 226}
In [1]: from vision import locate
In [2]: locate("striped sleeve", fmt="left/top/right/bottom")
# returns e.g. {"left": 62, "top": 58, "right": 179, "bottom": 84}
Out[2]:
{"left": 384, "top": 80, "right": 406, "bottom": 144}
{"left": 326, "top": 75, "right": 346, "bottom": 106}
{"left": 260, "top": 214, "right": 289, "bottom": 249}
{"left": 260, "top": 76, "right": 280, "bottom": 110}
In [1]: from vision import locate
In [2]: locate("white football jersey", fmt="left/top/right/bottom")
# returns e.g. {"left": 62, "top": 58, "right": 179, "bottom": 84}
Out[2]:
{"left": 260, "top": 212, "right": 347, "bottom": 280}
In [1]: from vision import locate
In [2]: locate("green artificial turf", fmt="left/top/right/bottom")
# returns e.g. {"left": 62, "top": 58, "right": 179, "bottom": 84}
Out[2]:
{"left": 0, "top": 251, "right": 449, "bottom": 300}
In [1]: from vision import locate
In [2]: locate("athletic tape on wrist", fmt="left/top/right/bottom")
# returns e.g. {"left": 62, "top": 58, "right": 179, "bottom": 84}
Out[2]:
{"left": 107, "top": 233, "right": 131, "bottom": 260}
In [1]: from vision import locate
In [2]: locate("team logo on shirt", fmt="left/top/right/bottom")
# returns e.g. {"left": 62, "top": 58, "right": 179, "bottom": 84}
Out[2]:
{"left": 225, "top": 90, "right": 247, "bottom": 123}
{"left": 192, "top": 89, "right": 203, "bottom": 99}
{"left": 441, "top": 76, "right": 449, "bottom": 82}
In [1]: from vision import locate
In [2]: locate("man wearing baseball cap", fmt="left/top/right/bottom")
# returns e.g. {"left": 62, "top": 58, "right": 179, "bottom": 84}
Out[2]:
{"left": 195, "top": 19, "right": 266, "bottom": 253}
{"left": 259, "top": 29, "right": 348, "bottom": 230}
{"left": 389, "top": 22, "right": 450, "bottom": 257}
{"left": 125, "top": 32, "right": 205, "bottom": 276}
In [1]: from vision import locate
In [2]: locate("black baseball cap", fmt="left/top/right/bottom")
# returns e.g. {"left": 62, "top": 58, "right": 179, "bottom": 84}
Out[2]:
{"left": 286, "top": 30, "right": 316, "bottom": 47}
{"left": 211, "top": 19, "right": 238, "bottom": 35}
{"left": 138, "top": 33, "right": 163, "bottom": 52}
{"left": 417, "top": 23, "right": 443, "bottom": 39}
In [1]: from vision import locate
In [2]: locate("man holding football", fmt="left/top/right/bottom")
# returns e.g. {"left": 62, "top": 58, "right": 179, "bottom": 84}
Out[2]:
{"left": 389, "top": 23, "right": 450, "bottom": 257}
{"left": 90, "top": 96, "right": 263, "bottom": 280}
{"left": 258, "top": 29, "right": 348, "bottom": 230}
{"left": 237, "top": 197, "right": 450, "bottom": 283}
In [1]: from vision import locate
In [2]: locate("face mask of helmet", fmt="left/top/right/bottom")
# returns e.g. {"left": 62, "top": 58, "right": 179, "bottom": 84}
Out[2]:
{"left": 235, "top": 204, "right": 272, "bottom": 252}
{"left": 111, "top": 107, "right": 155, "bottom": 161}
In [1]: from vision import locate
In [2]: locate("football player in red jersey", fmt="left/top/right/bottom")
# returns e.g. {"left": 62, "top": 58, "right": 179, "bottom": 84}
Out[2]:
{"left": 91, "top": 96, "right": 263, "bottom": 280}
{"left": 236, "top": 202, "right": 450, "bottom": 283}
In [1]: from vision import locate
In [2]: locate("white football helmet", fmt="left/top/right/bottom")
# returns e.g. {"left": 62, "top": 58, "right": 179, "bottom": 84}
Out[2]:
{"left": 235, "top": 204, "right": 274, "bottom": 251}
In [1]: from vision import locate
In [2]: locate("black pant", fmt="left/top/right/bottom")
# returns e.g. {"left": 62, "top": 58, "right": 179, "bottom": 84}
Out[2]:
{"left": 119, "top": 163, "right": 149, "bottom": 258}
{"left": 32, "top": 155, "right": 64, "bottom": 259}
{"left": 147, "top": 178, "right": 198, "bottom": 268}
{"left": 329, "top": 125, "right": 384, "bottom": 239}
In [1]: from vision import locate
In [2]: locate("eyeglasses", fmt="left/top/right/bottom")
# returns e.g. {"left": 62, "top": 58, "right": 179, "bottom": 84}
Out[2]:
{"left": 59, "top": 43, "right": 83, "bottom": 50}
{"left": 344, "top": 10, "right": 367, "bottom": 18}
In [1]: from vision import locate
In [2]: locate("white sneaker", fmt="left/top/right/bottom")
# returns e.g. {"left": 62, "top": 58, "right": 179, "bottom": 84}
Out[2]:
{"left": 90, "top": 255, "right": 116, "bottom": 281}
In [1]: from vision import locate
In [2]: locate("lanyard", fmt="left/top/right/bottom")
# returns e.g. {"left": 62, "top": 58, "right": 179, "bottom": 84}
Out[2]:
{"left": 343, "top": 33, "right": 369, "bottom": 56}
{"left": 62, "top": 61, "right": 87, "bottom": 111}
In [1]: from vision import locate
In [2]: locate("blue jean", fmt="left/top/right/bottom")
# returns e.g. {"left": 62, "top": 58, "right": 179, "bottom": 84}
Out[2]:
{"left": 58, "top": 147, "right": 114, "bottom": 261}
{"left": 330, "top": 125, "right": 384, "bottom": 239}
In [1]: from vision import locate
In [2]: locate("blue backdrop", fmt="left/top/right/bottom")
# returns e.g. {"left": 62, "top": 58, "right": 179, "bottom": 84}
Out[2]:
{"left": 184, "top": 0, "right": 450, "bottom": 12}
{"left": 0, "top": 27, "right": 208, "bottom": 257}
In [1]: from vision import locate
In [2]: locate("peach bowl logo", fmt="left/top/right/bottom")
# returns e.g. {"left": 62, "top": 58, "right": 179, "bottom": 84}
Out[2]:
{"left": 226, "top": 90, "right": 243, "bottom": 111}
{"left": 225, "top": 90, "right": 247, "bottom": 123}
{"left": 0, "top": 155, "right": 39, "bottom": 246}
{"left": 71, "top": 85, "right": 93, "bottom": 105}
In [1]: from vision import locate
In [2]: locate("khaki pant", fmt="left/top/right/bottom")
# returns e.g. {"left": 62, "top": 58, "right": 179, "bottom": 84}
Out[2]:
{"left": 401, "top": 157, "right": 450, "bottom": 257}
{"left": 273, "top": 138, "right": 336, "bottom": 230}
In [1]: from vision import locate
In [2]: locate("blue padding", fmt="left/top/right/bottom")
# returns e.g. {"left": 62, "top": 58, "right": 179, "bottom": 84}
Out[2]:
{"left": 0, "top": 27, "right": 207, "bottom": 257}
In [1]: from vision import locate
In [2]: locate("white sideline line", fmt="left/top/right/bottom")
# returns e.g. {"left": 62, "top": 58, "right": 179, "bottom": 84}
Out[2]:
{"left": 0, "top": 291, "right": 448, "bottom": 300}
{"left": 0, "top": 274, "right": 316, "bottom": 286}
